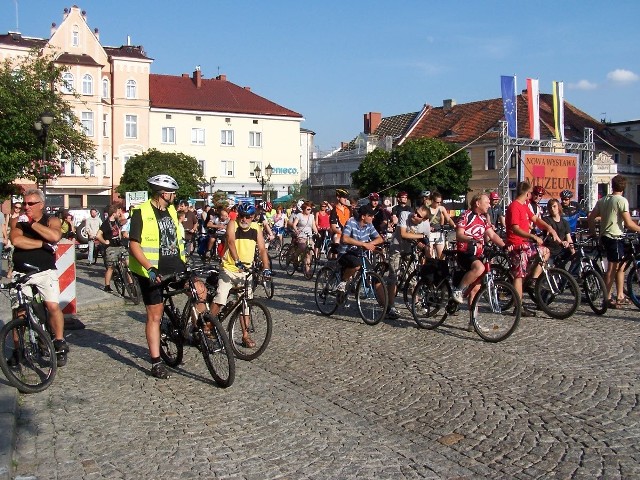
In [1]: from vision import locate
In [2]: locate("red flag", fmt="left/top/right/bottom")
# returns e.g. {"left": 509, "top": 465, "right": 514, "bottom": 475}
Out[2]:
{"left": 527, "top": 78, "right": 540, "bottom": 140}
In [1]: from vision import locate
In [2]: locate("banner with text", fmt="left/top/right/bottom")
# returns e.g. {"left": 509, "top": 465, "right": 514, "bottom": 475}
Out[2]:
{"left": 520, "top": 151, "right": 579, "bottom": 200}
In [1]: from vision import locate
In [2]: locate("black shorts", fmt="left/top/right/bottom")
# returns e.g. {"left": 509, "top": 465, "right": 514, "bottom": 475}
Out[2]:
{"left": 338, "top": 251, "right": 361, "bottom": 269}
{"left": 134, "top": 273, "right": 164, "bottom": 306}
{"left": 601, "top": 236, "right": 624, "bottom": 263}
{"left": 456, "top": 252, "right": 481, "bottom": 272}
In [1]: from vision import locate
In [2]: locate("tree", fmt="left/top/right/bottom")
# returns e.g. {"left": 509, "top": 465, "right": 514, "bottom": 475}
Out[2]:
{"left": 351, "top": 138, "right": 472, "bottom": 200}
{"left": 116, "top": 149, "right": 205, "bottom": 200}
{"left": 0, "top": 51, "right": 95, "bottom": 198}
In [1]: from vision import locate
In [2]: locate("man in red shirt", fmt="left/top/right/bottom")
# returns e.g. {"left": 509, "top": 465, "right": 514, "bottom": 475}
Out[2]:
{"left": 506, "top": 181, "right": 561, "bottom": 317}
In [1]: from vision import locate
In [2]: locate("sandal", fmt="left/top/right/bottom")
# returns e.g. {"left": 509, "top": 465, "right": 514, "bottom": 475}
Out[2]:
{"left": 242, "top": 337, "right": 256, "bottom": 348}
{"left": 607, "top": 299, "right": 619, "bottom": 309}
{"left": 616, "top": 297, "right": 630, "bottom": 306}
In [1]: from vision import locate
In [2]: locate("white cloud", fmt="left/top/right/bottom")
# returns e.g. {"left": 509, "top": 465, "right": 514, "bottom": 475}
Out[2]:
{"left": 568, "top": 79, "right": 597, "bottom": 91}
{"left": 606, "top": 69, "right": 639, "bottom": 84}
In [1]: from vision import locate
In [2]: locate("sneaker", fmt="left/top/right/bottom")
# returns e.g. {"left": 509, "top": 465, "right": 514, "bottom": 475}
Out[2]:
{"left": 104, "top": 285, "right": 112, "bottom": 293}
{"left": 53, "top": 339, "right": 69, "bottom": 354}
{"left": 452, "top": 288, "right": 464, "bottom": 304}
{"left": 386, "top": 307, "right": 401, "bottom": 320}
{"left": 336, "top": 281, "right": 347, "bottom": 292}
{"left": 522, "top": 307, "right": 537, "bottom": 318}
{"left": 151, "top": 362, "right": 170, "bottom": 379}
{"left": 56, "top": 353, "right": 68, "bottom": 367}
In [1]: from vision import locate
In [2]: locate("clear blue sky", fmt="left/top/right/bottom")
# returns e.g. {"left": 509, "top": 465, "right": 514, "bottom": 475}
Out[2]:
{"left": 2, "top": 0, "right": 639, "bottom": 152}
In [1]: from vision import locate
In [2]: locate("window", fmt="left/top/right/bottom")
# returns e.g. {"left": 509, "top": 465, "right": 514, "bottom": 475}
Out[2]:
{"left": 126, "top": 79, "right": 137, "bottom": 99}
{"left": 510, "top": 151, "right": 517, "bottom": 169}
{"left": 198, "top": 160, "right": 205, "bottom": 175}
{"left": 61, "top": 72, "right": 74, "bottom": 94}
{"left": 125, "top": 115, "right": 137, "bottom": 138}
{"left": 103, "top": 154, "right": 108, "bottom": 176}
{"left": 102, "top": 114, "right": 109, "bottom": 137}
{"left": 221, "top": 130, "right": 234, "bottom": 146}
{"left": 122, "top": 155, "right": 131, "bottom": 170}
{"left": 70, "top": 162, "right": 76, "bottom": 175}
{"left": 196, "top": 116, "right": 202, "bottom": 121}
{"left": 221, "top": 160, "right": 234, "bottom": 177}
{"left": 249, "top": 161, "right": 262, "bottom": 177}
{"left": 162, "top": 127, "right": 176, "bottom": 144}
{"left": 72, "top": 27, "right": 79, "bottom": 47}
{"left": 89, "top": 161, "right": 95, "bottom": 177}
{"left": 165, "top": 114, "right": 172, "bottom": 119}
{"left": 249, "top": 131, "right": 262, "bottom": 147}
{"left": 82, "top": 74, "right": 93, "bottom": 95}
{"left": 60, "top": 159, "right": 66, "bottom": 175}
{"left": 81, "top": 112, "right": 94, "bottom": 136}
{"left": 191, "top": 128, "right": 205, "bottom": 145}
{"left": 486, "top": 149, "right": 496, "bottom": 170}
{"left": 102, "top": 78, "right": 109, "bottom": 99}
{"left": 614, "top": 153, "right": 620, "bottom": 164}
{"left": 627, "top": 154, "right": 632, "bottom": 165}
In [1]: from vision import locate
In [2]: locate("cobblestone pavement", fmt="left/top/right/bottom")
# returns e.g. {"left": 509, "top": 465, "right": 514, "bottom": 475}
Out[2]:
{"left": 9, "top": 267, "right": 640, "bottom": 479}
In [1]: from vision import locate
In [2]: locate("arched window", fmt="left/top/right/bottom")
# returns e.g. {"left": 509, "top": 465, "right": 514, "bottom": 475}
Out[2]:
{"left": 82, "top": 74, "right": 93, "bottom": 95}
{"left": 102, "top": 78, "right": 109, "bottom": 99}
{"left": 126, "top": 79, "right": 137, "bottom": 99}
{"left": 61, "top": 72, "right": 74, "bottom": 94}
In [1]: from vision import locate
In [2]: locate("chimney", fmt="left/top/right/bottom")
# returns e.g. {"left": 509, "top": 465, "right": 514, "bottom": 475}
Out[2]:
{"left": 363, "top": 112, "right": 382, "bottom": 134}
{"left": 63, "top": 8, "right": 69, "bottom": 20}
{"left": 193, "top": 66, "right": 202, "bottom": 88}
{"left": 94, "top": 27, "right": 99, "bottom": 40}
{"left": 443, "top": 99, "right": 457, "bottom": 110}
{"left": 182, "top": 73, "right": 189, "bottom": 78}
{"left": 216, "top": 74, "right": 227, "bottom": 82}
{"left": 244, "top": 86, "right": 251, "bottom": 92}
{"left": 51, "top": 23, "right": 57, "bottom": 37}
{"left": 341, "top": 142, "right": 349, "bottom": 149}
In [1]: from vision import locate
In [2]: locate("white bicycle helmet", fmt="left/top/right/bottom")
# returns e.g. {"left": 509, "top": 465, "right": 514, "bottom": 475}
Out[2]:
{"left": 147, "top": 174, "right": 179, "bottom": 192}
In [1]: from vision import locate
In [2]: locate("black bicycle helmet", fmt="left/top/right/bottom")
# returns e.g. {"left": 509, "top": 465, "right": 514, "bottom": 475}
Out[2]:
{"left": 238, "top": 203, "right": 256, "bottom": 216}
{"left": 560, "top": 189, "right": 573, "bottom": 199}
{"left": 147, "top": 174, "right": 179, "bottom": 192}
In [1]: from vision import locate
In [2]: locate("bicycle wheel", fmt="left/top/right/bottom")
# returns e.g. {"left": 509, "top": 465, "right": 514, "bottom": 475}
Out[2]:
{"left": 262, "top": 275, "right": 275, "bottom": 299}
{"left": 228, "top": 300, "right": 273, "bottom": 361}
{"left": 626, "top": 264, "right": 640, "bottom": 310}
{"left": 285, "top": 248, "right": 299, "bottom": 276}
{"left": 534, "top": 268, "right": 580, "bottom": 319}
{"left": 159, "top": 306, "right": 183, "bottom": 367}
{"left": 113, "top": 264, "right": 126, "bottom": 296}
{"left": 314, "top": 266, "right": 339, "bottom": 315}
{"left": 199, "top": 313, "right": 235, "bottom": 387}
{"left": 402, "top": 270, "right": 420, "bottom": 310}
{"left": 411, "top": 279, "right": 450, "bottom": 329}
{"left": 356, "top": 271, "right": 388, "bottom": 325}
{"left": 583, "top": 269, "right": 608, "bottom": 315}
{"left": 125, "top": 272, "right": 142, "bottom": 305}
{"left": 471, "top": 281, "right": 521, "bottom": 342}
{"left": 278, "top": 243, "right": 292, "bottom": 270}
{"left": 267, "top": 237, "right": 282, "bottom": 260}
{"left": 303, "top": 251, "right": 318, "bottom": 280}
{"left": 0, "top": 316, "right": 57, "bottom": 394}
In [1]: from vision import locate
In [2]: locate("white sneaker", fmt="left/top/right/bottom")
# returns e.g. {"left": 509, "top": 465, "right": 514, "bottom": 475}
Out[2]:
{"left": 336, "top": 281, "right": 347, "bottom": 292}
{"left": 452, "top": 288, "right": 464, "bottom": 304}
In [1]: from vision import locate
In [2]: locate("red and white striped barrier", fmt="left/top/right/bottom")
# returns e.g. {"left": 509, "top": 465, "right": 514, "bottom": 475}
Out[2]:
{"left": 55, "top": 239, "right": 76, "bottom": 315}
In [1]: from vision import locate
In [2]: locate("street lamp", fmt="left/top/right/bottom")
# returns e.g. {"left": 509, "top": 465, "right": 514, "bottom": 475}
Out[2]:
{"left": 254, "top": 163, "right": 273, "bottom": 202}
{"left": 209, "top": 176, "right": 217, "bottom": 200}
{"left": 34, "top": 111, "right": 54, "bottom": 202}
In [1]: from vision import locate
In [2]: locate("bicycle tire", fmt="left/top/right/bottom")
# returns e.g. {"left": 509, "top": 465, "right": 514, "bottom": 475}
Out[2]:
{"left": 534, "top": 267, "right": 580, "bottom": 319}
{"left": 625, "top": 264, "right": 640, "bottom": 310}
{"left": 227, "top": 300, "right": 273, "bottom": 361}
{"left": 159, "top": 305, "right": 184, "bottom": 367}
{"left": 0, "top": 316, "right": 57, "bottom": 394}
{"left": 356, "top": 271, "right": 388, "bottom": 325}
{"left": 262, "top": 276, "right": 275, "bottom": 299}
{"left": 125, "top": 273, "right": 142, "bottom": 305}
{"left": 411, "top": 279, "right": 450, "bottom": 329}
{"left": 402, "top": 270, "right": 420, "bottom": 311}
{"left": 267, "top": 236, "right": 282, "bottom": 260}
{"left": 471, "top": 281, "right": 521, "bottom": 342}
{"left": 113, "top": 264, "right": 126, "bottom": 296}
{"left": 303, "top": 251, "right": 318, "bottom": 280}
{"left": 314, "top": 266, "right": 339, "bottom": 316}
{"left": 583, "top": 269, "right": 608, "bottom": 315}
{"left": 278, "top": 243, "right": 292, "bottom": 270}
{"left": 199, "top": 313, "right": 235, "bottom": 387}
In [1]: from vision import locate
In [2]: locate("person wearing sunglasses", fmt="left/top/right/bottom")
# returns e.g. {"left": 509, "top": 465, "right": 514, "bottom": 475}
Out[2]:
{"left": 528, "top": 185, "right": 545, "bottom": 235}
{"left": 386, "top": 205, "right": 430, "bottom": 319}
{"left": 9, "top": 188, "right": 68, "bottom": 366}
{"left": 209, "top": 203, "right": 271, "bottom": 348}
{"left": 426, "top": 191, "right": 456, "bottom": 259}
{"left": 5, "top": 202, "right": 23, "bottom": 279}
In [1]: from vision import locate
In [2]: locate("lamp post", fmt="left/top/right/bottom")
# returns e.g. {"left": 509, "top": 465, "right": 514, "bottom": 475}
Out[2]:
{"left": 34, "top": 111, "right": 54, "bottom": 202}
{"left": 209, "top": 176, "right": 217, "bottom": 203}
{"left": 254, "top": 163, "right": 273, "bottom": 202}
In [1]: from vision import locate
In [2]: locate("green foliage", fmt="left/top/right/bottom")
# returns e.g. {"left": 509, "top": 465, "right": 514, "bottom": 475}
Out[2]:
{"left": 116, "top": 149, "right": 205, "bottom": 199}
{"left": 351, "top": 138, "right": 472, "bottom": 200}
{"left": 0, "top": 51, "right": 95, "bottom": 199}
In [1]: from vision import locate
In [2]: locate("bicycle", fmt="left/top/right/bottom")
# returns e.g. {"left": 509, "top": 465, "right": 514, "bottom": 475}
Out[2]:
{"left": 112, "top": 250, "right": 141, "bottom": 305}
{"left": 251, "top": 249, "right": 275, "bottom": 299}
{"left": 285, "top": 236, "right": 318, "bottom": 279}
{"left": 410, "top": 251, "right": 521, "bottom": 342}
{"left": 158, "top": 268, "right": 235, "bottom": 388}
{"left": 0, "top": 266, "right": 58, "bottom": 393}
{"left": 205, "top": 263, "right": 273, "bottom": 361}
{"left": 314, "top": 249, "right": 388, "bottom": 325}
{"left": 375, "top": 240, "right": 427, "bottom": 310}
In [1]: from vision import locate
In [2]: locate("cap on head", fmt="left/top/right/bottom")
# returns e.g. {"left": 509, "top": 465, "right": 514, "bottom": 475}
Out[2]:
{"left": 489, "top": 191, "right": 500, "bottom": 200}
{"left": 532, "top": 186, "right": 545, "bottom": 196}
{"left": 397, "top": 191, "right": 408, "bottom": 198}
{"left": 560, "top": 189, "right": 573, "bottom": 199}
{"left": 335, "top": 188, "right": 349, "bottom": 198}
{"left": 238, "top": 204, "right": 256, "bottom": 216}
{"left": 147, "top": 174, "right": 179, "bottom": 192}
{"left": 368, "top": 192, "right": 380, "bottom": 201}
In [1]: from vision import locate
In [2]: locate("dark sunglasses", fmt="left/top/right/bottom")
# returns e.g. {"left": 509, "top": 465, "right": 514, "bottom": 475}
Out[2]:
{"left": 413, "top": 210, "right": 423, "bottom": 219}
{"left": 25, "top": 201, "right": 42, "bottom": 206}
{"left": 239, "top": 214, "right": 254, "bottom": 220}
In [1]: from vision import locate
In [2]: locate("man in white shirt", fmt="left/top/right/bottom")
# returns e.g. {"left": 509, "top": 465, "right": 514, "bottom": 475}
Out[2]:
{"left": 85, "top": 208, "right": 103, "bottom": 265}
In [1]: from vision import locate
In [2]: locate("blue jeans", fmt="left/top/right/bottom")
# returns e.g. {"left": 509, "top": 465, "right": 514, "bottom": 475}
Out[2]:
{"left": 87, "top": 239, "right": 96, "bottom": 263}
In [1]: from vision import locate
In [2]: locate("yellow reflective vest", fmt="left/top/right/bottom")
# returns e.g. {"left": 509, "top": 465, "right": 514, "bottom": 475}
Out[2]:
{"left": 129, "top": 200, "right": 185, "bottom": 277}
